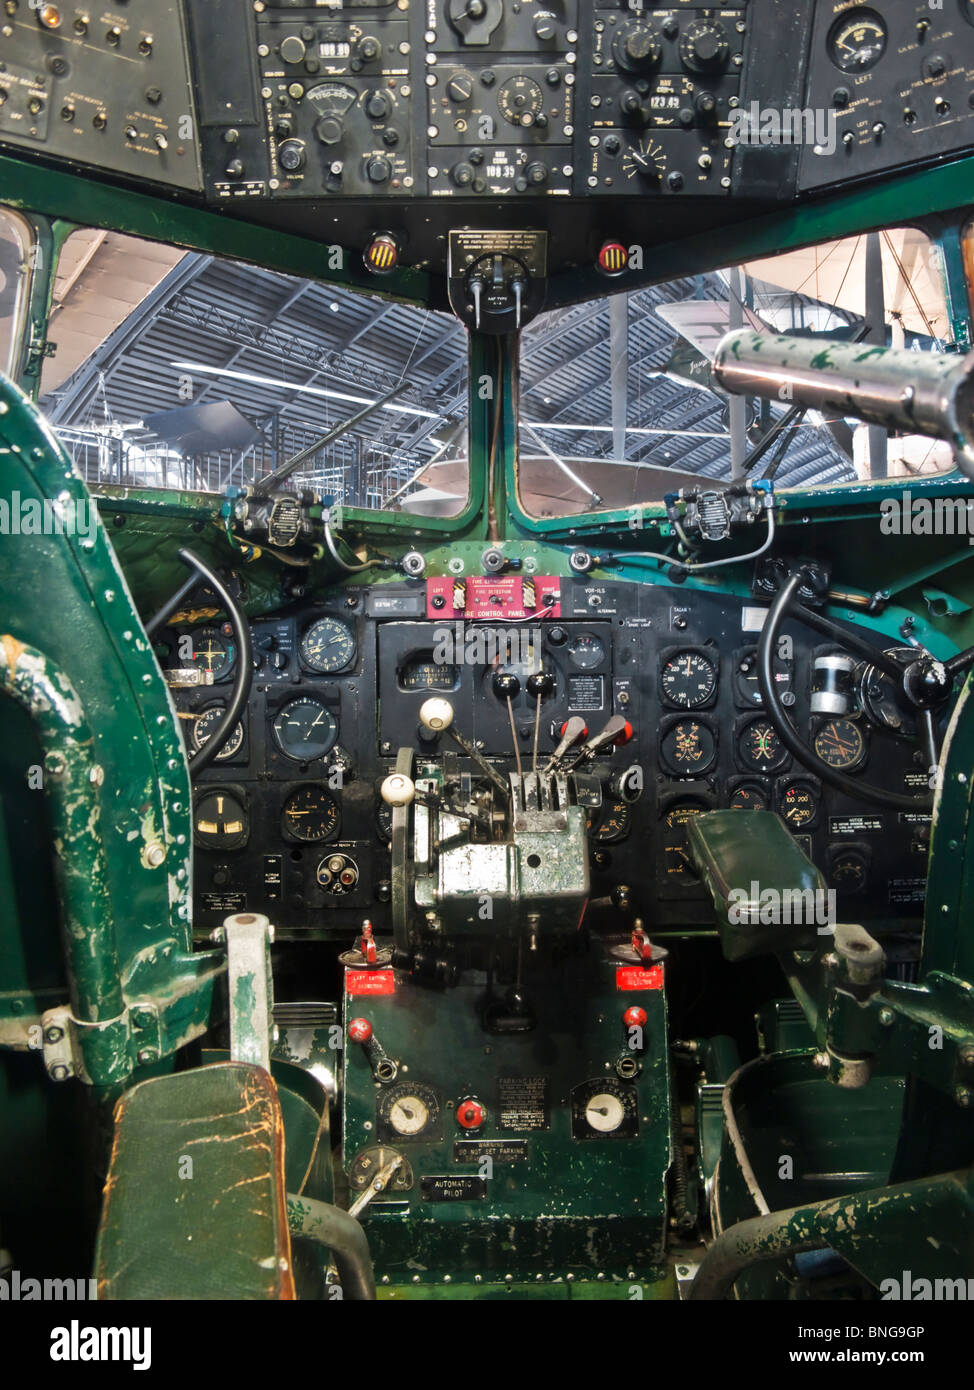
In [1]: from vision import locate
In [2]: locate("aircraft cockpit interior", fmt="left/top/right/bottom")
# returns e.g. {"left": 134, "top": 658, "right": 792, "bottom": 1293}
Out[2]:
{"left": 0, "top": 0, "right": 973, "bottom": 1337}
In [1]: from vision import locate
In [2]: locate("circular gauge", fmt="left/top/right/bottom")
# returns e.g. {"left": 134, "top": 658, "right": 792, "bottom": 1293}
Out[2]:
{"left": 779, "top": 780, "right": 819, "bottom": 829}
{"left": 661, "top": 650, "right": 718, "bottom": 708}
{"left": 193, "top": 790, "right": 248, "bottom": 850}
{"left": 567, "top": 633, "right": 606, "bottom": 670}
{"left": 497, "top": 74, "right": 544, "bottom": 127}
{"left": 273, "top": 697, "right": 338, "bottom": 762}
{"left": 585, "top": 1092, "right": 626, "bottom": 1133}
{"left": 301, "top": 616, "right": 356, "bottom": 673}
{"left": 587, "top": 798, "right": 632, "bottom": 844}
{"left": 378, "top": 1082, "right": 440, "bottom": 1141}
{"left": 827, "top": 8, "right": 888, "bottom": 72}
{"left": 191, "top": 625, "right": 236, "bottom": 682}
{"left": 190, "top": 705, "right": 244, "bottom": 761}
{"left": 660, "top": 718, "right": 716, "bottom": 777}
{"left": 399, "top": 655, "right": 461, "bottom": 691}
{"left": 282, "top": 784, "right": 341, "bottom": 843}
{"left": 739, "top": 717, "right": 788, "bottom": 773}
{"left": 571, "top": 1078, "right": 638, "bottom": 1139}
{"left": 348, "top": 1145, "right": 413, "bottom": 1195}
{"left": 662, "top": 800, "right": 707, "bottom": 882}
{"left": 829, "top": 847, "right": 869, "bottom": 895}
{"left": 814, "top": 718, "right": 866, "bottom": 771}
{"left": 730, "top": 782, "right": 768, "bottom": 812}
{"left": 734, "top": 646, "right": 794, "bottom": 709}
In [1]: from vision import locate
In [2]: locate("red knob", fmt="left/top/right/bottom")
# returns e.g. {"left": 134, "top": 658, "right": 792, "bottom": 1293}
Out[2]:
{"left": 623, "top": 1006, "right": 647, "bottom": 1028}
{"left": 560, "top": 720, "right": 588, "bottom": 739}
{"left": 613, "top": 721, "right": 634, "bottom": 746}
{"left": 348, "top": 1017, "right": 372, "bottom": 1043}
{"left": 456, "top": 1098, "right": 485, "bottom": 1130}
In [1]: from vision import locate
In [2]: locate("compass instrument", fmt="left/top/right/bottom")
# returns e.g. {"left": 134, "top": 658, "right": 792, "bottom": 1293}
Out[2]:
{"left": 301, "top": 617, "right": 356, "bottom": 674}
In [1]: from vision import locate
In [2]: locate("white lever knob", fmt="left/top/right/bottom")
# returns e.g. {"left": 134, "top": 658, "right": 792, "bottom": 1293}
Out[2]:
{"left": 380, "top": 773, "right": 415, "bottom": 807}
{"left": 419, "top": 697, "right": 454, "bottom": 732}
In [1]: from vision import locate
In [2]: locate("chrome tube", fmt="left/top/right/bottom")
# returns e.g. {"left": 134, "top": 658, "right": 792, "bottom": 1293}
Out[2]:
{"left": 712, "top": 329, "right": 974, "bottom": 478}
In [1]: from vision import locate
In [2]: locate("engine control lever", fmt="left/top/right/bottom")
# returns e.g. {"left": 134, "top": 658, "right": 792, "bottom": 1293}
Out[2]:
{"left": 573, "top": 715, "right": 633, "bottom": 768}
{"left": 347, "top": 1150, "right": 405, "bottom": 1220}
{"left": 543, "top": 716, "right": 588, "bottom": 774}
{"left": 419, "top": 698, "right": 510, "bottom": 799}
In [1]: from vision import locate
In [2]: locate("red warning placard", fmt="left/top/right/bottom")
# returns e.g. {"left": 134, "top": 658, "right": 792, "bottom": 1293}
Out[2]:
{"left": 346, "top": 970, "right": 396, "bottom": 997}
{"left": 616, "top": 965, "right": 664, "bottom": 992}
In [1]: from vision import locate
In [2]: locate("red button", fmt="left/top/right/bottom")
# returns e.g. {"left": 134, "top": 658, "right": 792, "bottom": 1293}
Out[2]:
{"left": 623, "top": 1006, "right": 647, "bottom": 1028}
{"left": 456, "top": 1098, "right": 485, "bottom": 1130}
{"left": 348, "top": 1017, "right": 372, "bottom": 1043}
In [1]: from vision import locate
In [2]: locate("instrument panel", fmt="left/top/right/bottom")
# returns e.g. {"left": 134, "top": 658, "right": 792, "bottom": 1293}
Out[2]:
{"left": 158, "top": 578, "right": 935, "bottom": 939}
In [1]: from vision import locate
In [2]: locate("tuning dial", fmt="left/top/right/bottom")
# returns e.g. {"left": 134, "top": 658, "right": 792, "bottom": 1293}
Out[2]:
{"left": 365, "top": 155, "right": 392, "bottom": 183}
{"left": 315, "top": 115, "right": 344, "bottom": 145}
{"left": 280, "top": 35, "right": 306, "bottom": 64}
{"left": 450, "top": 160, "right": 476, "bottom": 188}
{"left": 525, "top": 161, "right": 549, "bottom": 186}
{"left": 365, "top": 89, "right": 391, "bottom": 120}
{"left": 446, "top": 71, "right": 474, "bottom": 102}
{"left": 614, "top": 21, "right": 663, "bottom": 74}
{"left": 278, "top": 139, "right": 306, "bottom": 172}
{"left": 358, "top": 35, "right": 381, "bottom": 62}
{"left": 680, "top": 18, "right": 730, "bottom": 73}
{"left": 534, "top": 14, "right": 557, "bottom": 40}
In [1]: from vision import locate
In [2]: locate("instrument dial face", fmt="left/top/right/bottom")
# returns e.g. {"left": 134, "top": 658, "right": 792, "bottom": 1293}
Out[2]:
{"left": 378, "top": 1082, "right": 440, "bottom": 1141}
{"left": 780, "top": 781, "right": 819, "bottom": 829}
{"left": 622, "top": 137, "right": 666, "bottom": 183}
{"left": 571, "top": 1078, "right": 638, "bottom": 1139}
{"left": 497, "top": 74, "right": 544, "bottom": 127}
{"left": 191, "top": 626, "right": 236, "bottom": 681}
{"left": 660, "top": 719, "right": 716, "bottom": 777}
{"left": 830, "top": 848, "right": 869, "bottom": 894}
{"left": 739, "top": 718, "right": 787, "bottom": 773}
{"left": 814, "top": 718, "right": 866, "bottom": 771}
{"left": 587, "top": 798, "right": 632, "bottom": 844}
{"left": 827, "top": 8, "right": 888, "bottom": 72}
{"left": 399, "top": 655, "right": 461, "bottom": 691}
{"left": 661, "top": 650, "right": 718, "bottom": 708}
{"left": 193, "top": 790, "right": 248, "bottom": 850}
{"left": 191, "top": 705, "right": 244, "bottom": 760}
{"left": 662, "top": 800, "right": 706, "bottom": 882}
{"left": 282, "top": 784, "right": 341, "bottom": 843}
{"left": 730, "top": 783, "right": 768, "bottom": 812}
{"left": 301, "top": 616, "right": 356, "bottom": 673}
{"left": 567, "top": 633, "right": 606, "bottom": 670}
{"left": 273, "top": 698, "right": 338, "bottom": 762}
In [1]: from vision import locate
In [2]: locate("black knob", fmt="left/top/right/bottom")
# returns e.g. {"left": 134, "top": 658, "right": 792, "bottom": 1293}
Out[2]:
{"left": 225, "top": 158, "right": 245, "bottom": 177}
{"left": 365, "top": 89, "right": 391, "bottom": 120}
{"left": 620, "top": 90, "right": 648, "bottom": 124}
{"left": 493, "top": 672, "right": 520, "bottom": 698}
{"left": 534, "top": 15, "right": 556, "bottom": 40}
{"left": 366, "top": 155, "right": 391, "bottom": 183}
{"left": 278, "top": 139, "right": 306, "bottom": 172}
{"left": 274, "top": 116, "right": 293, "bottom": 137}
{"left": 548, "top": 626, "right": 567, "bottom": 646}
{"left": 614, "top": 22, "right": 662, "bottom": 73}
{"left": 682, "top": 21, "right": 730, "bottom": 73}
{"left": 315, "top": 115, "right": 344, "bottom": 144}
{"left": 527, "top": 671, "right": 554, "bottom": 697}
{"left": 280, "top": 35, "right": 306, "bottom": 64}
{"left": 525, "top": 161, "right": 549, "bottom": 185}
{"left": 359, "top": 35, "right": 381, "bottom": 61}
{"left": 694, "top": 91, "right": 718, "bottom": 120}
{"left": 447, "top": 72, "right": 474, "bottom": 102}
{"left": 451, "top": 160, "right": 475, "bottom": 187}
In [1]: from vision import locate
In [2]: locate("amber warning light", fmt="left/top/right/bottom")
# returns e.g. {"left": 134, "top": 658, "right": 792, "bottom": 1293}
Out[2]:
{"left": 598, "top": 241, "right": 629, "bottom": 276}
{"left": 364, "top": 234, "right": 401, "bottom": 274}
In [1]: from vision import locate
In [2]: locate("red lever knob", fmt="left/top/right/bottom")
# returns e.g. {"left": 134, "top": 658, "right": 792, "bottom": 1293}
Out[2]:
{"left": 348, "top": 1017, "right": 373, "bottom": 1043}
{"left": 456, "top": 1098, "right": 485, "bottom": 1130}
{"left": 624, "top": 1006, "right": 648, "bottom": 1028}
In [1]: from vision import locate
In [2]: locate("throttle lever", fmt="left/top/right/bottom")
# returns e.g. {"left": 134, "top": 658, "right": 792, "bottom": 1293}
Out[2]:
{"left": 543, "top": 716, "right": 588, "bottom": 774}
{"left": 573, "top": 715, "right": 633, "bottom": 768}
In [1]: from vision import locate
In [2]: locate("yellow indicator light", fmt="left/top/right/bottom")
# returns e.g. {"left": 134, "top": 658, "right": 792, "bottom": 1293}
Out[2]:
{"left": 38, "top": 4, "right": 62, "bottom": 28}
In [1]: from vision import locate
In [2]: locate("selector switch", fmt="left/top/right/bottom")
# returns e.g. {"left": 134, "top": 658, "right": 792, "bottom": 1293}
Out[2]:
{"left": 280, "top": 35, "right": 307, "bottom": 65}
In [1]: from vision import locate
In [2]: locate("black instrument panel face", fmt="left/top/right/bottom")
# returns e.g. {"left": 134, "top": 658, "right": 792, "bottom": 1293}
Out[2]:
{"left": 160, "top": 581, "right": 934, "bottom": 940}
{"left": 0, "top": 0, "right": 969, "bottom": 235}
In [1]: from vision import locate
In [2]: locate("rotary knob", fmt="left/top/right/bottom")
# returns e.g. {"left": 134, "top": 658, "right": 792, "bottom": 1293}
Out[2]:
{"left": 534, "top": 14, "right": 556, "bottom": 40}
{"left": 525, "top": 161, "right": 549, "bottom": 186}
{"left": 278, "top": 139, "right": 306, "bottom": 172}
{"left": 358, "top": 35, "right": 381, "bottom": 62}
{"left": 680, "top": 19, "right": 730, "bottom": 73}
{"left": 450, "top": 160, "right": 476, "bottom": 187}
{"left": 365, "top": 154, "right": 391, "bottom": 183}
{"left": 365, "top": 89, "right": 391, "bottom": 120}
{"left": 446, "top": 71, "right": 474, "bottom": 102}
{"left": 315, "top": 115, "right": 344, "bottom": 145}
{"left": 280, "top": 35, "right": 306, "bottom": 64}
{"left": 614, "top": 21, "right": 662, "bottom": 74}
